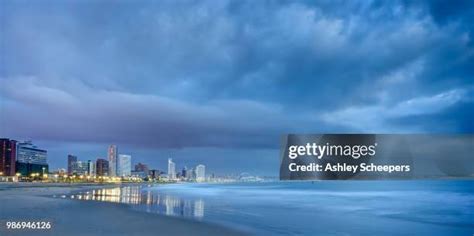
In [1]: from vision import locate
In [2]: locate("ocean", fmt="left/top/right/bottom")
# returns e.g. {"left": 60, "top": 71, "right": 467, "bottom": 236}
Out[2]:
{"left": 69, "top": 180, "right": 474, "bottom": 235}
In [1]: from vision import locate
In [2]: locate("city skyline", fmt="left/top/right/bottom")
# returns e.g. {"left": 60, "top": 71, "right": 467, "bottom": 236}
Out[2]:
{"left": 2, "top": 137, "right": 215, "bottom": 183}
{"left": 1, "top": 137, "right": 268, "bottom": 176}
{"left": 1, "top": 1, "right": 473, "bottom": 175}
{"left": 64, "top": 144, "right": 211, "bottom": 178}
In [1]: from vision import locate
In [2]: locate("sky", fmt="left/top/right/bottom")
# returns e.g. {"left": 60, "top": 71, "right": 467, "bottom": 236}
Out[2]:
{"left": 0, "top": 0, "right": 473, "bottom": 175}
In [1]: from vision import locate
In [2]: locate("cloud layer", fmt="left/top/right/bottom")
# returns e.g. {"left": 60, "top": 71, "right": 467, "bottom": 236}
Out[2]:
{"left": 1, "top": 0, "right": 473, "bottom": 152}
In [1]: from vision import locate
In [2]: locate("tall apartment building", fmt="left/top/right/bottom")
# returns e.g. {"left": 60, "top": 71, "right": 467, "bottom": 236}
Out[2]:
{"left": 107, "top": 145, "right": 117, "bottom": 177}
{"left": 0, "top": 139, "right": 17, "bottom": 176}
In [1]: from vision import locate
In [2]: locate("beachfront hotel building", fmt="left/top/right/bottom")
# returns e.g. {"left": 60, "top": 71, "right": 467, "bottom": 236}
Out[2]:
{"left": 67, "top": 156, "right": 97, "bottom": 176}
{"left": 108, "top": 145, "right": 117, "bottom": 177}
{"left": 0, "top": 138, "right": 17, "bottom": 176}
{"left": 67, "top": 154, "right": 77, "bottom": 175}
{"left": 88, "top": 160, "right": 96, "bottom": 176}
{"left": 96, "top": 158, "right": 109, "bottom": 176}
{"left": 196, "top": 164, "right": 205, "bottom": 182}
{"left": 117, "top": 154, "right": 131, "bottom": 177}
{"left": 168, "top": 158, "right": 176, "bottom": 180}
{"left": 16, "top": 141, "right": 47, "bottom": 165}
{"left": 71, "top": 161, "right": 89, "bottom": 175}
{"left": 15, "top": 141, "right": 49, "bottom": 176}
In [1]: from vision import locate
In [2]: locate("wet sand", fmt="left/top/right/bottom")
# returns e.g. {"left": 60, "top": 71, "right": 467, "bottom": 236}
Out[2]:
{"left": 0, "top": 183, "right": 247, "bottom": 236}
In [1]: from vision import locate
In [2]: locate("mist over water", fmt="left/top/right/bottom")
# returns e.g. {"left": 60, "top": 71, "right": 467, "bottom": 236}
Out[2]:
{"left": 68, "top": 181, "right": 474, "bottom": 235}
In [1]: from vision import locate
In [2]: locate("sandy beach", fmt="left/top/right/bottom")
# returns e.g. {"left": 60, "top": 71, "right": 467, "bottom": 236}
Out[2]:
{"left": 0, "top": 183, "right": 247, "bottom": 236}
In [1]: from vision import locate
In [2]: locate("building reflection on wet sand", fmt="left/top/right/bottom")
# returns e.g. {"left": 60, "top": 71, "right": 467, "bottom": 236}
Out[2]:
{"left": 61, "top": 186, "right": 204, "bottom": 219}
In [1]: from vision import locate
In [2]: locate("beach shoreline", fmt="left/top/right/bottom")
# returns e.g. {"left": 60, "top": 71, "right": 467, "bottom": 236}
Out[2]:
{"left": 0, "top": 183, "right": 248, "bottom": 236}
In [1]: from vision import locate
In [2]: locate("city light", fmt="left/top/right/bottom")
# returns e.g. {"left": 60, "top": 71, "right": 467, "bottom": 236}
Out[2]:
{"left": 1, "top": 140, "right": 217, "bottom": 184}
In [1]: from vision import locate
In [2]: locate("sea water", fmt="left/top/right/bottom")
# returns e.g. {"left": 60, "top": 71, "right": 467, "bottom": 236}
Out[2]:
{"left": 71, "top": 180, "right": 474, "bottom": 235}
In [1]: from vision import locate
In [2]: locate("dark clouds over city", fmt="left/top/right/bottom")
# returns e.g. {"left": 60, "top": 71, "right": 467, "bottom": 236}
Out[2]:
{"left": 1, "top": 0, "right": 473, "bottom": 174}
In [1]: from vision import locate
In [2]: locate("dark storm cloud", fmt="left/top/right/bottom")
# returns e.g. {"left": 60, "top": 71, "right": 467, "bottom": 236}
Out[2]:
{"left": 1, "top": 0, "right": 473, "bottom": 150}
{"left": 0, "top": 76, "right": 335, "bottom": 148}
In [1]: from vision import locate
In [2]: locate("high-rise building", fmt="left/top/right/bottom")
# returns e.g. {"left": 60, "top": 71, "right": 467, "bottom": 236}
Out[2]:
{"left": 186, "top": 167, "right": 194, "bottom": 180}
{"left": 195, "top": 164, "right": 205, "bottom": 182}
{"left": 15, "top": 141, "right": 48, "bottom": 177}
{"left": 0, "top": 139, "right": 17, "bottom": 176}
{"left": 168, "top": 158, "right": 176, "bottom": 180}
{"left": 87, "top": 160, "right": 96, "bottom": 176}
{"left": 17, "top": 141, "right": 47, "bottom": 165}
{"left": 134, "top": 162, "right": 149, "bottom": 173}
{"left": 96, "top": 158, "right": 109, "bottom": 176}
{"left": 71, "top": 161, "right": 89, "bottom": 175}
{"left": 107, "top": 145, "right": 117, "bottom": 177}
{"left": 182, "top": 166, "right": 187, "bottom": 179}
{"left": 117, "top": 154, "right": 131, "bottom": 177}
{"left": 67, "top": 154, "right": 77, "bottom": 175}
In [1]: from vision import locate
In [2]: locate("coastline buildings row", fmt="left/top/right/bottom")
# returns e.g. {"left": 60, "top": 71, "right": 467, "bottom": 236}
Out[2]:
{"left": 0, "top": 139, "right": 48, "bottom": 178}
{"left": 67, "top": 145, "right": 131, "bottom": 177}
{"left": 167, "top": 158, "right": 206, "bottom": 182}
{"left": 1, "top": 138, "right": 212, "bottom": 182}
{"left": 66, "top": 146, "right": 207, "bottom": 182}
